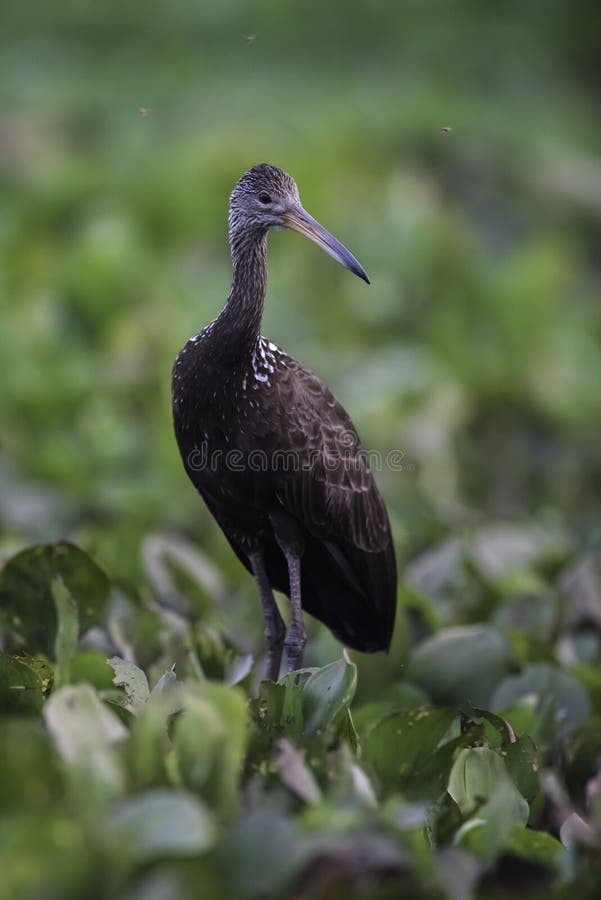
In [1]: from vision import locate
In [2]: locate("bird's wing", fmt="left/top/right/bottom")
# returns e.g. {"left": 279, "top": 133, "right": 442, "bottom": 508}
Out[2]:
{"left": 267, "top": 355, "right": 391, "bottom": 553}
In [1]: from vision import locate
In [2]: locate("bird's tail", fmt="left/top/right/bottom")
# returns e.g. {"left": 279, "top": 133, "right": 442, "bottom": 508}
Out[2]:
{"left": 299, "top": 536, "right": 397, "bottom": 653}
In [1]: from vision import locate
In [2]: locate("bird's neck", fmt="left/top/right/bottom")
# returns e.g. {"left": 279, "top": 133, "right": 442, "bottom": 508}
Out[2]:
{"left": 213, "top": 231, "right": 267, "bottom": 358}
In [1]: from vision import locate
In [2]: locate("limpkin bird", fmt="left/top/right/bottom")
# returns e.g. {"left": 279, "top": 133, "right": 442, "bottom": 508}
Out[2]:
{"left": 172, "top": 164, "right": 396, "bottom": 679}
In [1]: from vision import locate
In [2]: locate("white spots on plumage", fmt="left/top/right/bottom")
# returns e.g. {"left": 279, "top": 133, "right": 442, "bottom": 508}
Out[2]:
{"left": 187, "top": 320, "right": 215, "bottom": 348}
{"left": 248, "top": 335, "right": 279, "bottom": 388}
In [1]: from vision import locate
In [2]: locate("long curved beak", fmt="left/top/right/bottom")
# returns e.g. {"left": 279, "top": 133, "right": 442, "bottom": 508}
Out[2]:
{"left": 282, "top": 204, "right": 370, "bottom": 284}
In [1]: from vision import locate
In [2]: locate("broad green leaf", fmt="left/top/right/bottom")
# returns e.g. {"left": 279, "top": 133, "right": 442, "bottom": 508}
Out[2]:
{"left": 491, "top": 664, "right": 590, "bottom": 743}
{"left": 44, "top": 684, "right": 129, "bottom": 757}
{"left": 449, "top": 747, "right": 529, "bottom": 856}
{"left": 142, "top": 532, "right": 224, "bottom": 619}
{"left": 591, "top": 775, "right": 601, "bottom": 831}
{"left": 0, "top": 542, "right": 109, "bottom": 657}
{"left": 275, "top": 738, "right": 322, "bottom": 804}
{"left": 0, "top": 720, "right": 63, "bottom": 811}
{"left": 407, "top": 625, "right": 512, "bottom": 706}
{"left": 504, "top": 735, "right": 540, "bottom": 803}
{"left": 250, "top": 660, "right": 357, "bottom": 756}
{"left": 467, "top": 712, "right": 541, "bottom": 803}
{"left": 469, "top": 707, "right": 517, "bottom": 748}
{"left": 70, "top": 650, "right": 115, "bottom": 690}
{"left": 128, "top": 692, "right": 176, "bottom": 790}
{"left": 107, "top": 789, "right": 215, "bottom": 862}
{"left": 363, "top": 707, "right": 457, "bottom": 798}
{"left": 194, "top": 627, "right": 253, "bottom": 683}
{"left": 151, "top": 664, "right": 177, "bottom": 695}
{"left": 52, "top": 577, "right": 79, "bottom": 689}
{"left": 279, "top": 668, "right": 313, "bottom": 739}
{"left": 0, "top": 652, "right": 44, "bottom": 714}
{"left": 352, "top": 681, "right": 430, "bottom": 736}
{"left": 217, "top": 810, "right": 301, "bottom": 900}
{"left": 248, "top": 679, "right": 288, "bottom": 759}
{"left": 11, "top": 654, "right": 53, "bottom": 696}
{"left": 301, "top": 654, "right": 357, "bottom": 736}
{"left": 468, "top": 522, "right": 570, "bottom": 581}
{"left": 448, "top": 747, "right": 528, "bottom": 822}
{"left": 505, "top": 825, "right": 564, "bottom": 865}
{"left": 174, "top": 693, "right": 225, "bottom": 790}
{"left": 173, "top": 682, "right": 247, "bottom": 816}
{"left": 0, "top": 812, "right": 92, "bottom": 900}
{"left": 44, "top": 684, "right": 127, "bottom": 799}
{"left": 225, "top": 652, "right": 253, "bottom": 686}
{"left": 572, "top": 663, "right": 601, "bottom": 716}
{"left": 327, "top": 744, "right": 377, "bottom": 809}
{"left": 108, "top": 656, "right": 150, "bottom": 713}
{"left": 338, "top": 708, "right": 359, "bottom": 753}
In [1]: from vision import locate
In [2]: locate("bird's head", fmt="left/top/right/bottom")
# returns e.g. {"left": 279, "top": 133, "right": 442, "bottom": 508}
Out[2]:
{"left": 229, "top": 163, "right": 369, "bottom": 283}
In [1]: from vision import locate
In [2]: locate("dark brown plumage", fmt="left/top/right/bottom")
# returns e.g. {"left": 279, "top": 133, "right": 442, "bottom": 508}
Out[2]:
{"left": 172, "top": 164, "right": 396, "bottom": 678}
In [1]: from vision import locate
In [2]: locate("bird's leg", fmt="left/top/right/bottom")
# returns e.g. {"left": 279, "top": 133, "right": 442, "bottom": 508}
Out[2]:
{"left": 249, "top": 552, "right": 285, "bottom": 681}
{"left": 280, "top": 548, "right": 307, "bottom": 673}
{"left": 271, "top": 515, "right": 307, "bottom": 673}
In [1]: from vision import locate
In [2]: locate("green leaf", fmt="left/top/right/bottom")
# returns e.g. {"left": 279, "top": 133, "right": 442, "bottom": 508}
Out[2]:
{"left": 301, "top": 654, "right": 357, "bottom": 736}
{"left": 0, "top": 812, "right": 92, "bottom": 899}
{"left": 363, "top": 707, "right": 457, "bottom": 798}
{"left": 505, "top": 825, "right": 564, "bottom": 865}
{"left": 193, "top": 627, "right": 252, "bottom": 684}
{"left": 279, "top": 668, "right": 312, "bottom": 739}
{"left": 276, "top": 738, "right": 322, "bottom": 804}
{"left": 217, "top": 810, "right": 301, "bottom": 900}
{"left": 128, "top": 691, "right": 177, "bottom": 790}
{"left": 106, "top": 789, "right": 215, "bottom": 862}
{"left": 0, "top": 652, "right": 44, "bottom": 715}
{"left": 491, "top": 664, "right": 590, "bottom": 743}
{"left": 407, "top": 625, "right": 512, "bottom": 707}
{"left": 0, "top": 720, "right": 63, "bottom": 811}
{"left": 44, "top": 684, "right": 127, "bottom": 800}
{"left": 0, "top": 542, "right": 109, "bottom": 658}
{"left": 448, "top": 747, "right": 528, "bottom": 822}
{"left": 52, "top": 577, "right": 79, "bottom": 689}
{"left": 449, "top": 747, "right": 529, "bottom": 857}
{"left": 173, "top": 682, "right": 247, "bottom": 816}
{"left": 70, "top": 650, "right": 115, "bottom": 690}
{"left": 469, "top": 707, "right": 517, "bottom": 748}
{"left": 249, "top": 659, "right": 358, "bottom": 759}
{"left": 108, "top": 656, "right": 150, "bottom": 713}
{"left": 504, "top": 735, "right": 541, "bottom": 803}
{"left": 151, "top": 664, "right": 177, "bottom": 695}
{"left": 174, "top": 692, "right": 225, "bottom": 792}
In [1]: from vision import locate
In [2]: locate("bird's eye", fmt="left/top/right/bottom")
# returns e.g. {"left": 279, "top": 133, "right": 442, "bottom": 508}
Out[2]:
{"left": 258, "top": 192, "right": 272, "bottom": 204}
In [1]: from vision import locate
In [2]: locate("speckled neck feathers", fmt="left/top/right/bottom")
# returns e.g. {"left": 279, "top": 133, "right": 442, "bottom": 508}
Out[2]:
{"left": 212, "top": 229, "right": 267, "bottom": 358}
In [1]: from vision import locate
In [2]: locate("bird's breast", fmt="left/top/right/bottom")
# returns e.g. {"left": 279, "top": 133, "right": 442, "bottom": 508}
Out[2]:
{"left": 172, "top": 336, "right": 291, "bottom": 507}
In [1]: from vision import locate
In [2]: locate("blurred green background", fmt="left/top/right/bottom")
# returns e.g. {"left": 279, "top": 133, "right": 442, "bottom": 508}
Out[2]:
{"left": 2, "top": 5, "right": 601, "bottom": 898}
{"left": 1, "top": 0, "right": 600, "bottom": 592}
